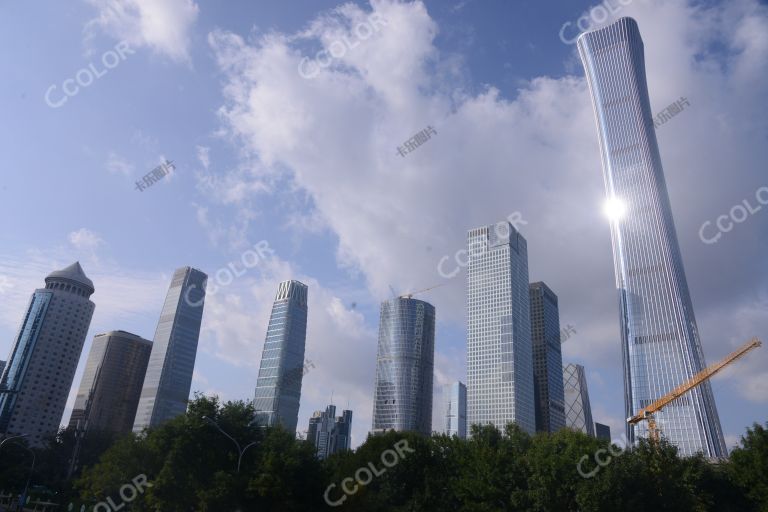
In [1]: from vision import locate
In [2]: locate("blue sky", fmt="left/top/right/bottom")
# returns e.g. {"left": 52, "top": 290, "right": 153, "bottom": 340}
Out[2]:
{"left": 0, "top": 0, "right": 766, "bottom": 450}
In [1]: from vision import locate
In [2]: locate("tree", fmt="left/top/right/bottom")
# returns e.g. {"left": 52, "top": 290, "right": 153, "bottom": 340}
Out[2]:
{"left": 729, "top": 422, "right": 768, "bottom": 511}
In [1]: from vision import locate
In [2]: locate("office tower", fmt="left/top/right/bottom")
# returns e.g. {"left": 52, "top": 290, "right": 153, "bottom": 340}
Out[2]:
{"left": 578, "top": 17, "right": 726, "bottom": 457}
{"left": 372, "top": 297, "right": 435, "bottom": 435}
{"left": 0, "top": 361, "right": 5, "bottom": 379}
{"left": 0, "top": 262, "right": 95, "bottom": 447}
{"left": 69, "top": 331, "right": 152, "bottom": 435}
{"left": 333, "top": 408, "right": 353, "bottom": 452}
{"left": 442, "top": 381, "right": 467, "bottom": 438}
{"left": 467, "top": 222, "right": 535, "bottom": 434}
{"left": 595, "top": 422, "right": 611, "bottom": 442}
{"left": 563, "top": 363, "right": 595, "bottom": 437}
{"left": 307, "top": 405, "right": 353, "bottom": 459}
{"left": 253, "top": 280, "right": 309, "bottom": 434}
{"left": 133, "top": 267, "right": 207, "bottom": 432}
{"left": 529, "top": 282, "right": 566, "bottom": 433}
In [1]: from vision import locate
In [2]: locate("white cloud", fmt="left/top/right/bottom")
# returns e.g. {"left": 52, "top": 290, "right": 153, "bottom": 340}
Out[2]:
{"left": 85, "top": 0, "right": 199, "bottom": 63}
{"left": 202, "top": 0, "right": 768, "bottom": 441}
{"left": 106, "top": 152, "right": 134, "bottom": 176}
{"left": 69, "top": 228, "right": 104, "bottom": 252}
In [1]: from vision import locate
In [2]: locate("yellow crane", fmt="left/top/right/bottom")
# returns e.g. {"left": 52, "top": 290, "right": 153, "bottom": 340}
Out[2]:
{"left": 399, "top": 283, "right": 445, "bottom": 299}
{"left": 627, "top": 337, "right": 762, "bottom": 443}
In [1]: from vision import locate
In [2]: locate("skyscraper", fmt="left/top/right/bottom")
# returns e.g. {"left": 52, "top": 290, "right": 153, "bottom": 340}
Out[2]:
{"left": 372, "top": 297, "right": 435, "bottom": 435}
{"left": 442, "top": 381, "right": 467, "bottom": 438}
{"left": 307, "top": 405, "right": 353, "bottom": 459}
{"left": 0, "top": 262, "right": 95, "bottom": 447}
{"left": 70, "top": 331, "right": 152, "bottom": 435}
{"left": 595, "top": 422, "right": 611, "bottom": 442}
{"left": 563, "top": 363, "right": 595, "bottom": 437}
{"left": 133, "top": 267, "right": 207, "bottom": 432}
{"left": 253, "top": 280, "right": 309, "bottom": 434}
{"left": 578, "top": 17, "right": 726, "bottom": 457}
{"left": 467, "top": 221, "right": 535, "bottom": 434}
{"left": 0, "top": 361, "right": 5, "bottom": 379}
{"left": 529, "top": 282, "right": 566, "bottom": 433}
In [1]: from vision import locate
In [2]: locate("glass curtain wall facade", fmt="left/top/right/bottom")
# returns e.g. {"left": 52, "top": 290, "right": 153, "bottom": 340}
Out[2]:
{"left": 563, "top": 363, "right": 595, "bottom": 437}
{"left": 307, "top": 405, "right": 353, "bottom": 459}
{"left": 253, "top": 280, "right": 309, "bottom": 434}
{"left": 467, "top": 222, "right": 535, "bottom": 434}
{"left": 70, "top": 331, "right": 152, "bottom": 435}
{"left": 372, "top": 297, "right": 435, "bottom": 435}
{"left": 529, "top": 282, "right": 566, "bottom": 433}
{"left": 133, "top": 267, "right": 207, "bottom": 432}
{"left": 0, "top": 262, "right": 95, "bottom": 447}
{"left": 443, "top": 381, "right": 467, "bottom": 438}
{"left": 578, "top": 17, "right": 726, "bottom": 457}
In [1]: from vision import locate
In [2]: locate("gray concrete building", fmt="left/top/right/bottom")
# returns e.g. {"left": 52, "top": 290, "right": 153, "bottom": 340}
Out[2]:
{"left": 0, "top": 262, "right": 95, "bottom": 447}
{"left": 69, "top": 331, "right": 152, "bottom": 435}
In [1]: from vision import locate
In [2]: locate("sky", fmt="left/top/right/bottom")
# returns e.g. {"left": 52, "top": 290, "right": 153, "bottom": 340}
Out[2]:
{"left": 0, "top": 0, "right": 766, "bottom": 451}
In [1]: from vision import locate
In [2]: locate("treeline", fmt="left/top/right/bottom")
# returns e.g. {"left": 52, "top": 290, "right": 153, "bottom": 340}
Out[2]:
{"left": 1, "top": 395, "right": 766, "bottom": 511}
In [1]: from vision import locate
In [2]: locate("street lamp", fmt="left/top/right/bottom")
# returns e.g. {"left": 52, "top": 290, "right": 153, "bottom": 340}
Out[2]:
{"left": 0, "top": 434, "right": 29, "bottom": 451}
{"left": 17, "top": 443, "right": 35, "bottom": 512}
{"left": 201, "top": 416, "right": 258, "bottom": 473}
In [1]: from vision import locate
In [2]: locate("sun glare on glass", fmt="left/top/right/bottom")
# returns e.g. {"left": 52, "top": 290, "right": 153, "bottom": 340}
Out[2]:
{"left": 604, "top": 197, "right": 627, "bottom": 222}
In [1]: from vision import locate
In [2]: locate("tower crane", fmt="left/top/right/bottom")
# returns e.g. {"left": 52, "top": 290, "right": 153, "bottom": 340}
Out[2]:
{"left": 627, "top": 337, "right": 762, "bottom": 443}
{"left": 399, "top": 283, "right": 445, "bottom": 299}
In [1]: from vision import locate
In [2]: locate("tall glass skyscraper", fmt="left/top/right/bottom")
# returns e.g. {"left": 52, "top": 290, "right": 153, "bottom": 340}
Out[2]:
{"left": 578, "top": 17, "right": 726, "bottom": 457}
{"left": 467, "top": 222, "right": 535, "bottom": 434}
{"left": 563, "top": 363, "right": 595, "bottom": 437}
{"left": 133, "top": 267, "right": 207, "bottom": 432}
{"left": 442, "top": 381, "right": 467, "bottom": 438}
{"left": 0, "top": 262, "right": 95, "bottom": 447}
{"left": 372, "top": 297, "right": 435, "bottom": 435}
{"left": 253, "top": 280, "right": 308, "bottom": 434}
{"left": 70, "top": 331, "right": 152, "bottom": 435}
{"left": 529, "top": 282, "right": 566, "bottom": 433}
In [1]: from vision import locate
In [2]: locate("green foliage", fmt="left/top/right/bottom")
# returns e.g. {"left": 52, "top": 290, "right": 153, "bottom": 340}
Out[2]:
{"left": 3, "top": 397, "right": 765, "bottom": 511}
{"left": 729, "top": 422, "right": 768, "bottom": 511}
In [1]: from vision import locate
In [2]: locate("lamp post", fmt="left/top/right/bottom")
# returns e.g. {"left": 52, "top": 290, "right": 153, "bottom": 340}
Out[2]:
{"left": 13, "top": 443, "right": 35, "bottom": 512}
{"left": 0, "top": 434, "right": 29, "bottom": 451}
{"left": 201, "top": 416, "right": 258, "bottom": 473}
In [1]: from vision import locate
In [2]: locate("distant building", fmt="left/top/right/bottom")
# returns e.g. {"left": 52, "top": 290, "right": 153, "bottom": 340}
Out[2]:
{"left": 578, "top": 17, "right": 726, "bottom": 458}
{"left": 133, "top": 267, "right": 207, "bottom": 432}
{"left": 595, "top": 422, "right": 611, "bottom": 442}
{"left": 442, "top": 381, "right": 467, "bottom": 438}
{"left": 0, "top": 262, "right": 95, "bottom": 447}
{"left": 70, "top": 331, "right": 152, "bottom": 435}
{"left": 372, "top": 297, "right": 435, "bottom": 435}
{"left": 529, "top": 282, "right": 566, "bottom": 433}
{"left": 254, "top": 280, "right": 309, "bottom": 434}
{"left": 467, "top": 221, "right": 535, "bottom": 434}
{"left": 307, "top": 405, "right": 353, "bottom": 459}
{"left": 563, "top": 363, "right": 595, "bottom": 437}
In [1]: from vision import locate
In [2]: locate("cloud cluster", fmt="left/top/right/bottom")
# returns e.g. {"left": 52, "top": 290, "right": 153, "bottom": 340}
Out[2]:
{"left": 85, "top": 0, "right": 199, "bottom": 63}
{"left": 197, "top": 0, "right": 768, "bottom": 440}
